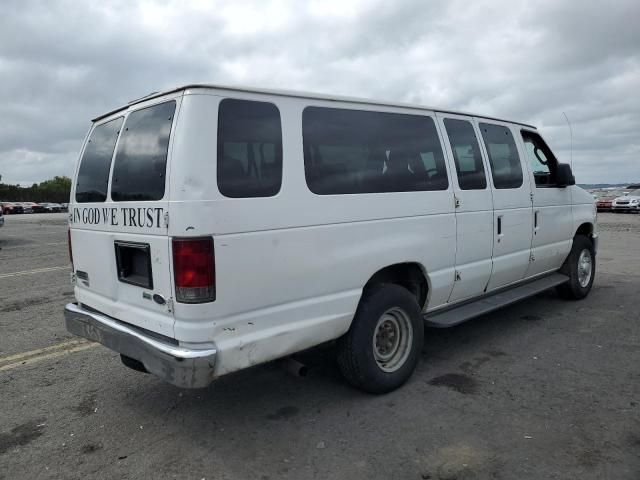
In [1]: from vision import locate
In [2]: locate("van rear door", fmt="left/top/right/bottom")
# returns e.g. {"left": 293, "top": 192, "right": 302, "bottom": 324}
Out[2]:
{"left": 70, "top": 98, "right": 179, "bottom": 338}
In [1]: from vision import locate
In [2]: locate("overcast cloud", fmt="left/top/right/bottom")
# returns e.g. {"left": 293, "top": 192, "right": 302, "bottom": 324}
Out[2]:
{"left": 1, "top": 0, "right": 638, "bottom": 185}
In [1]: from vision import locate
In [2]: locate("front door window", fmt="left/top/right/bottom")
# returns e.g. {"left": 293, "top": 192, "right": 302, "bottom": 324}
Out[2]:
{"left": 521, "top": 131, "right": 559, "bottom": 187}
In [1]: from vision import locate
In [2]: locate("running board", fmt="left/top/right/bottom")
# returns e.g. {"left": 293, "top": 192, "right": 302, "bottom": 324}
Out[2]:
{"left": 424, "top": 273, "right": 570, "bottom": 328}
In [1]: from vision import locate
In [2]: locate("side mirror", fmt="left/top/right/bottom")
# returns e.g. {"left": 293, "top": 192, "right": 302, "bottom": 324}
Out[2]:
{"left": 556, "top": 163, "right": 575, "bottom": 187}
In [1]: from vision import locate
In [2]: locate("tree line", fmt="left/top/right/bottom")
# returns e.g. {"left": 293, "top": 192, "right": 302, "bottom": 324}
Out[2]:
{"left": 0, "top": 176, "right": 72, "bottom": 203}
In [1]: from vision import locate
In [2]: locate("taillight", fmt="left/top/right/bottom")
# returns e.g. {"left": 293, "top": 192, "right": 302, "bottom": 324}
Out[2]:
{"left": 172, "top": 237, "right": 215, "bottom": 303}
{"left": 68, "top": 228, "right": 74, "bottom": 270}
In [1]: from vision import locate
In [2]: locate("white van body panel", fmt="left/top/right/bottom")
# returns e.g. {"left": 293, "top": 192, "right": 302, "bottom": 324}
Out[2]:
{"left": 168, "top": 92, "right": 456, "bottom": 371}
{"left": 66, "top": 84, "right": 597, "bottom": 384}
{"left": 435, "top": 113, "right": 495, "bottom": 302}
{"left": 518, "top": 129, "right": 574, "bottom": 277}
{"left": 71, "top": 228, "right": 175, "bottom": 337}
{"left": 475, "top": 119, "right": 534, "bottom": 291}
{"left": 69, "top": 93, "right": 183, "bottom": 338}
{"left": 572, "top": 189, "right": 599, "bottom": 236}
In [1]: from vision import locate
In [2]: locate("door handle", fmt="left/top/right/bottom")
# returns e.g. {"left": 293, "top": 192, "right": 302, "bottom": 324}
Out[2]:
{"left": 534, "top": 210, "right": 539, "bottom": 230}
{"left": 497, "top": 216, "right": 503, "bottom": 236}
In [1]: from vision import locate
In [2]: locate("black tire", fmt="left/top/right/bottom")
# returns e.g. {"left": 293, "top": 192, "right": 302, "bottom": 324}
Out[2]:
{"left": 337, "top": 284, "right": 424, "bottom": 394}
{"left": 557, "top": 235, "right": 595, "bottom": 300}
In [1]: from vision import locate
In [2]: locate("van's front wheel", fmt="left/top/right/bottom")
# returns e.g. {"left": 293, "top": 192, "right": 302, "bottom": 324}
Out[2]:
{"left": 557, "top": 235, "right": 595, "bottom": 300}
{"left": 337, "top": 284, "right": 424, "bottom": 394}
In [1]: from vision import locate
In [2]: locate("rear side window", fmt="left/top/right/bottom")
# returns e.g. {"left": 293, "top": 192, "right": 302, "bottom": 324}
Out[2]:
{"left": 479, "top": 123, "right": 523, "bottom": 189}
{"left": 75, "top": 117, "right": 123, "bottom": 203}
{"left": 303, "top": 107, "right": 448, "bottom": 194}
{"left": 443, "top": 119, "right": 487, "bottom": 190}
{"left": 217, "top": 99, "right": 283, "bottom": 198}
{"left": 111, "top": 101, "right": 176, "bottom": 202}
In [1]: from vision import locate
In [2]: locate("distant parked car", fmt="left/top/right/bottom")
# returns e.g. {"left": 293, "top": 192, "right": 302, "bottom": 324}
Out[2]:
{"left": 0, "top": 202, "right": 24, "bottom": 214}
{"left": 26, "top": 202, "right": 48, "bottom": 213}
{"left": 40, "top": 202, "right": 62, "bottom": 213}
{"left": 60, "top": 203, "right": 69, "bottom": 212}
{"left": 0, "top": 205, "right": 4, "bottom": 227}
{"left": 18, "top": 202, "right": 33, "bottom": 213}
{"left": 21, "top": 202, "right": 48, "bottom": 213}
{"left": 596, "top": 190, "right": 628, "bottom": 212}
{"left": 612, "top": 189, "right": 640, "bottom": 213}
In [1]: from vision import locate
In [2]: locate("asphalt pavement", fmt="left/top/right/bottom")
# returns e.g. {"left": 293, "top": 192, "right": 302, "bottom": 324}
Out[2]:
{"left": 0, "top": 212, "right": 639, "bottom": 479}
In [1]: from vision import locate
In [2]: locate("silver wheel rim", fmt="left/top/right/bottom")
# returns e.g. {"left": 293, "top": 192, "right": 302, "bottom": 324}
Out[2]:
{"left": 372, "top": 307, "right": 413, "bottom": 373}
{"left": 577, "top": 249, "right": 593, "bottom": 288}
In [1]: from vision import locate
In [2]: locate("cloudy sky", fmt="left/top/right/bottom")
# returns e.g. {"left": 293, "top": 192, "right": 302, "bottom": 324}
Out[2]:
{"left": 1, "top": 0, "right": 638, "bottom": 185}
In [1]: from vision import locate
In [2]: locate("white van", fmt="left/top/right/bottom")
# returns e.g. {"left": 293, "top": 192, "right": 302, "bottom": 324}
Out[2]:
{"left": 64, "top": 84, "right": 597, "bottom": 393}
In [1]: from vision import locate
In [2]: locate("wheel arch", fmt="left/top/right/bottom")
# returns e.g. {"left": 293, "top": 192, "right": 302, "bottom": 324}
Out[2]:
{"left": 361, "top": 262, "right": 429, "bottom": 311}
{"left": 575, "top": 222, "right": 594, "bottom": 239}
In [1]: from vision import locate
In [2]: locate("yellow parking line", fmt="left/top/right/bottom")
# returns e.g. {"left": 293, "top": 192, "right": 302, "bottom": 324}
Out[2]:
{"left": 0, "top": 342, "right": 98, "bottom": 372}
{"left": 0, "top": 339, "right": 91, "bottom": 364}
{"left": 0, "top": 265, "right": 70, "bottom": 279}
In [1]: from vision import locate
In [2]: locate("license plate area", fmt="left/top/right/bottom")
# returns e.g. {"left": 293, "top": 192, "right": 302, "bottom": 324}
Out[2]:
{"left": 114, "top": 241, "right": 153, "bottom": 289}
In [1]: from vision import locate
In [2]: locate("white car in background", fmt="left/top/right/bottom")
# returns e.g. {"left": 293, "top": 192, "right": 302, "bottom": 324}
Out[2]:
{"left": 612, "top": 189, "right": 640, "bottom": 213}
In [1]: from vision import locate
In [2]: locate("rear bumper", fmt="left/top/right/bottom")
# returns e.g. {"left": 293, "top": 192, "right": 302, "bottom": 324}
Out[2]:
{"left": 64, "top": 303, "right": 217, "bottom": 388}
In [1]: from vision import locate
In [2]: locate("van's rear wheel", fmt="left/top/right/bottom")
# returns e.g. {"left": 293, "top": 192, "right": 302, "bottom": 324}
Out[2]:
{"left": 557, "top": 235, "right": 595, "bottom": 300}
{"left": 337, "top": 284, "right": 424, "bottom": 394}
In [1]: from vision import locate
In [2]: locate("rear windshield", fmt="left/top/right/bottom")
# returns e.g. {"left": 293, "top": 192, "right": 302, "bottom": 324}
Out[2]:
{"left": 75, "top": 117, "right": 123, "bottom": 203}
{"left": 111, "top": 101, "right": 176, "bottom": 202}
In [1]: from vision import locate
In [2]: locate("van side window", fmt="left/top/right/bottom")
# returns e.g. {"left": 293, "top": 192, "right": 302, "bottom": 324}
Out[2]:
{"left": 479, "top": 123, "right": 523, "bottom": 189}
{"left": 302, "top": 107, "right": 448, "bottom": 194}
{"left": 521, "top": 131, "right": 558, "bottom": 187}
{"left": 443, "top": 119, "right": 487, "bottom": 190}
{"left": 111, "top": 101, "right": 176, "bottom": 202}
{"left": 75, "top": 117, "right": 123, "bottom": 203}
{"left": 217, "top": 99, "right": 283, "bottom": 198}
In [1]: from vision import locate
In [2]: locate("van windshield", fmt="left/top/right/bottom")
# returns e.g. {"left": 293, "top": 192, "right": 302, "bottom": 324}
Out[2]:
{"left": 111, "top": 101, "right": 176, "bottom": 202}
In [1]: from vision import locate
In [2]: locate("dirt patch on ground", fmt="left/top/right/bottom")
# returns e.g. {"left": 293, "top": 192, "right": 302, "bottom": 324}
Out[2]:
{"left": 428, "top": 373, "right": 478, "bottom": 394}
{"left": 420, "top": 443, "right": 502, "bottom": 480}
{"left": 72, "top": 392, "right": 98, "bottom": 417}
{"left": 0, "top": 296, "right": 53, "bottom": 313}
{"left": 81, "top": 442, "right": 104, "bottom": 454}
{"left": 266, "top": 406, "right": 299, "bottom": 420}
{"left": 0, "top": 419, "right": 46, "bottom": 455}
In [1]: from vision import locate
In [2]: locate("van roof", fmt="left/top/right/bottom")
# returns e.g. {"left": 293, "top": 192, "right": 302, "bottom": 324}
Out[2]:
{"left": 92, "top": 83, "right": 537, "bottom": 129}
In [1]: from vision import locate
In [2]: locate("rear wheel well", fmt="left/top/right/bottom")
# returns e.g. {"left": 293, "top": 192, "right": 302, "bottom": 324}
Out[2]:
{"left": 363, "top": 263, "right": 428, "bottom": 310}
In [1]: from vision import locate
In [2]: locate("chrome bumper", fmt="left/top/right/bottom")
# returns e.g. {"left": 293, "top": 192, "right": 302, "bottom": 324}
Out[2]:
{"left": 64, "top": 303, "right": 217, "bottom": 388}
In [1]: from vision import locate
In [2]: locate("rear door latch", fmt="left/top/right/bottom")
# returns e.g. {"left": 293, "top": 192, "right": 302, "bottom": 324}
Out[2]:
{"left": 166, "top": 298, "right": 174, "bottom": 314}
